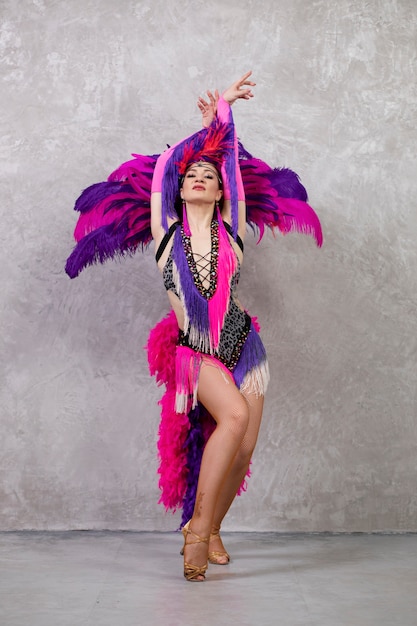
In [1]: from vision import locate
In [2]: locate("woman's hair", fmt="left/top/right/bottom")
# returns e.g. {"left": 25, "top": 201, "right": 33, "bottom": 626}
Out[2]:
{"left": 175, "top": 160, "right": 224, "bottom": 219}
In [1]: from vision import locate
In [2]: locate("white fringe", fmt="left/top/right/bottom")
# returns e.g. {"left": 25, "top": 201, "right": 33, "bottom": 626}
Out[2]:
{"left": 239, "top": 360, "right": 270, "bottom": 397}
{"left": 175, "top": 383, "right": 199, "bottom": 414}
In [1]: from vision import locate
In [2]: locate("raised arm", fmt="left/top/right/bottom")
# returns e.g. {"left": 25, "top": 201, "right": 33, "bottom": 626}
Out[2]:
{"left": 151, "top": 72, "right": 256, "bottom": 248}
{"left": 150, "top": 144, "right": 176, "bottom": 249}
{"left": 151, "top": 91, "right": 221, "bottom": 248}
{"left": 151, "top": 127, "right": 206, "bottom": 248}
{"left": 217, "top": 71, "right": 256, "bottom": 241}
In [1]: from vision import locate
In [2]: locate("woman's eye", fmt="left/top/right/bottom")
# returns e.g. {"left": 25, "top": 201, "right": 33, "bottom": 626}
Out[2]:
{"left": 186, "top": 173, "right": 196, "bottom": 178}
{"left": 205, "top": 174, "right": 214, "bottom": 179}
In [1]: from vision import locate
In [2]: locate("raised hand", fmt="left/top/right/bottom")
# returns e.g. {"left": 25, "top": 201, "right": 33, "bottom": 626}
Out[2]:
{"left": 198, "top": 89, "right": 219, "bottom": 128}
{"left": 222, "top": 71, "right": 256, "bottom": 105}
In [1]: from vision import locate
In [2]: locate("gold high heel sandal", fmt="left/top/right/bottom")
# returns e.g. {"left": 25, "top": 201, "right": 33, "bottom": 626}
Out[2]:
{"left": 208, "top": 529, "right": 230, "bottom": 565}
{"left": 182, "top": 520, "right": 209, "bottom": 582}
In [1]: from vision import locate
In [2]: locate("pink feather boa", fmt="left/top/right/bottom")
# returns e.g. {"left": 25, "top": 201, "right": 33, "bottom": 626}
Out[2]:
{"left": 146, "top": 309, "right": 251, "bottom": 512}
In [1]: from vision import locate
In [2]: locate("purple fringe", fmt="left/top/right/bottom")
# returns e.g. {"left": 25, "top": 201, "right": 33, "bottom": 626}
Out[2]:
{"left": 172, "top": 226, "right": 210, "bottom": 339}
{"left": 232, "top": 323, "right": 268, "bottom": 389}
{"left": 224, "top": 106, "right": 238, "bottom": 238}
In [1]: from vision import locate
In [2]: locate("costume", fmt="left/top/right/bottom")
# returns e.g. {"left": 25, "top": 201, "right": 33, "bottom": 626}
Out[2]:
{"left": 157, "top": 214, "right": 269, "bottom": 414}
{"left": 65, "top": 97, "right": 323, "bottom": 524}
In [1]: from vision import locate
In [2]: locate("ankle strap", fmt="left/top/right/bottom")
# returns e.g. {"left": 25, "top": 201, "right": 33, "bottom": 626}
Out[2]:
{"left": 185, "top": 526, "right": 209, "bottom": 546}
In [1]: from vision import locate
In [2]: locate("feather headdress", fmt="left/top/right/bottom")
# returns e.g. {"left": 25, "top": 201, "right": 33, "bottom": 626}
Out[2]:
{"left": 159, "top": 115, "right": 238, "bottom": 234}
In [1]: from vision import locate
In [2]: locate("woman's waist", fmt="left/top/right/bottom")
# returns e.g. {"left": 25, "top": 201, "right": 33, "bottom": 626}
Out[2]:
{"left": 178, "top": 307, "right": 252, "bottom": 370}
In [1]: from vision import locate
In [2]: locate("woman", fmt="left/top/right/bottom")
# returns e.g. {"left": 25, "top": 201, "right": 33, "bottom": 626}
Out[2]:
{"left": 151, "top": 72, "right": 269, "bottom": 581}
{"left": 65, "top": 71, "right": 322, "bottom": 583}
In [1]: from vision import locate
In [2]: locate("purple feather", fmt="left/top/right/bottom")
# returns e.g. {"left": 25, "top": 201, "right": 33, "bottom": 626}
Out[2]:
{"left": 75, "top": 181, "right": 130, "bottom": 214}
{"left": 65, "top": 223, "right": 134, "bottom": 278}
{"left": 238, "top": 141, "right": 323, "bottom": 246}
{"left": 181, "top": 406, "right": 205, "bottom": 526}
{"left": 267, "top": 168, "right": 308, "bottom": 202}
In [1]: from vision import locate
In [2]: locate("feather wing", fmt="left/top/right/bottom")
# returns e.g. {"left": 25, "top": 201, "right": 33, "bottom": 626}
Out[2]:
{"left": 65, "top": 154, "right": 157, "bottom": 278}
{"left": 239, "top": 143, "right": 323, "bottom": 247}
{"left": 65, "top": 140, "right": 322, "bottom": 279}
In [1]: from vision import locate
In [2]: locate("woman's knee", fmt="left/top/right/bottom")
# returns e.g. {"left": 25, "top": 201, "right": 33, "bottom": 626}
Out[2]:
{"left": 197, "top": 365, "right": 249, "bottom": 434}
{"left": 227, "top": 399, "right": 250, "bottom": 437}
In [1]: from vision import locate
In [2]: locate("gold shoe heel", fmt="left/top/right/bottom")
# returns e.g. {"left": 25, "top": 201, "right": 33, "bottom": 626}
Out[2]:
{"left": 208, "top": 529, "right": 230, "bottom": 565}
{"left": 182, "top": 520, "right": 209, "bottom": 582}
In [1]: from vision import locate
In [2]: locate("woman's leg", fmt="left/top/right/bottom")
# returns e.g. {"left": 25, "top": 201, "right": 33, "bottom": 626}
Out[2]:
{"left": 209, "top": 390, "right": 264, "bottom": 560}
{"left": 183, "top": 362, "right": 250, "bottom": 577}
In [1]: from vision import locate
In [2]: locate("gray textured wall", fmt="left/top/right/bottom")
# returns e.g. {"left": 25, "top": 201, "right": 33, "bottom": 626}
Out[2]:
{"left": 1, "top": 0, "right": 416, "bottom": 532}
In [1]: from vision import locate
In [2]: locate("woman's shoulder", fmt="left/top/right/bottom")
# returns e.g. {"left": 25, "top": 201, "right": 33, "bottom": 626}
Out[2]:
{"left": 155, "top": 221, "right": 180, "bottom": 265}
{"left": 222, "top": 220, "right": 244, "bottom": 256}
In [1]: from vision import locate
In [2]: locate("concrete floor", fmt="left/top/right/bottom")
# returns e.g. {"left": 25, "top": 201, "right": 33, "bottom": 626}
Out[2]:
{"left": 0, "top": 532, "right": 416, "bottom": 626}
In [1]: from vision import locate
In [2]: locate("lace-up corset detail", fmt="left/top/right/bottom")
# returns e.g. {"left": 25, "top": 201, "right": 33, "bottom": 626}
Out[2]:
{"left": 163, "top": 251, "right": 240, "bottom": 298}
{"left": 192, "top": 251, "right": 212, "bottom": 292}
{"left": 159, "top": 219, "right": 242, "bottom": 298}
{"left": 181, "top": 219, "right": 219, "bottom": 299}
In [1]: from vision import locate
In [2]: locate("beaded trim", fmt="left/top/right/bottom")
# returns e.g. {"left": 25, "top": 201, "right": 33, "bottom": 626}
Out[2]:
{"left": 227, "top": 313, "right": 252, "bottom": 369}
{"left": 181, "top": 219, "right": 219, "bottom": 299}
{"left": 178, "top": 312, "right": 251, "bottom": 371}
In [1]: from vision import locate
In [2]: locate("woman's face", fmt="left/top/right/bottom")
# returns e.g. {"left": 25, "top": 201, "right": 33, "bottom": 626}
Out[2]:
{"left": 180, "top": 162, "right": 223, "bottom": 204}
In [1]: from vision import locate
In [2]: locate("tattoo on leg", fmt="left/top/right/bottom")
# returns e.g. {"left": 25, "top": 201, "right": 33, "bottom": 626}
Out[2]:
{"left": 195, "top": 492, "right": 205, "bottom": 517}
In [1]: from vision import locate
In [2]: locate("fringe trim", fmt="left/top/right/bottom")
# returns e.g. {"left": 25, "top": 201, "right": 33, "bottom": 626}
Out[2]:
{"left": 173, "top": 260, "right": 212, "bottom": 353}
{"left": 172, "top": 213, "right": 237, "bottom": 354}
{"left": 207, "top": 208, "right": 237, "bottom": 349}
{"left": 175, "top": 345, "right": 269, "bottom": 413}
{"left": 239, "top": 360, "right": 270, "bottom": 397}
{"left": 175, "top": 346, "right": 203, "bottom": 414}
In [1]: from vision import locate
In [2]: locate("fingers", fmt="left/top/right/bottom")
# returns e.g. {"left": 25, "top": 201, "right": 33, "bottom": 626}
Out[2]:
{"left": 200, "top": 73, "right": 255, "bottom": 109}
{"left": 236, "top": 71, "right": 256, "bottom": 98}
{"left": 197, "top": 89, "right": 219, "bottom": 128}
{"left": 238, "top": 70, "right": 256, "bottom": 88}
{"left": 232, "top": 87, "right": 254, "bottom": 101}
{"left": 197, "top": 90, "right": 219, "bottom": 114}
{"left": 207, "top": 89, "right": 219, "bottom": 106}
{"left": 238, "top": 88, "right": 254, "bottom": 99}
{"left": 222, "top": 71, "right": 256, "bottom": 103}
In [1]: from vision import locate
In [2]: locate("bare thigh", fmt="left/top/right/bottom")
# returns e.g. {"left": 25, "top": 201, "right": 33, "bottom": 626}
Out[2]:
{"left": 240, "top": 389, "right": 264, "bottom": 454}
{"left": 197, "top": 361, "right": 249, "bottom": 431}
